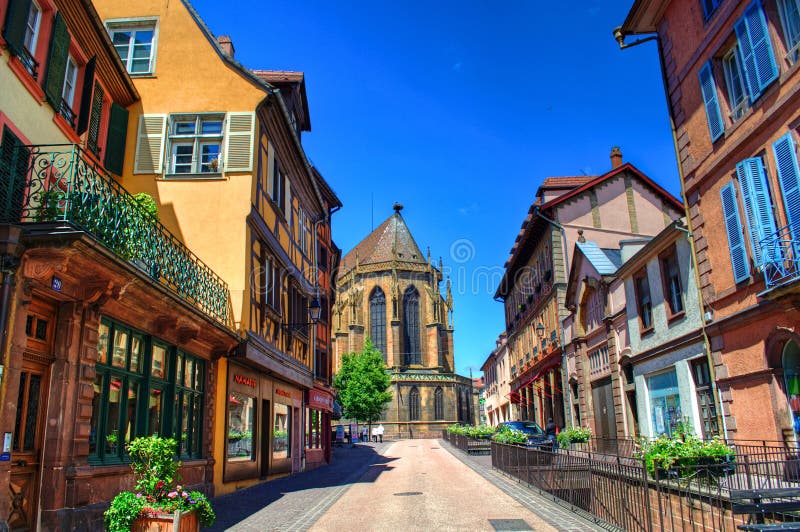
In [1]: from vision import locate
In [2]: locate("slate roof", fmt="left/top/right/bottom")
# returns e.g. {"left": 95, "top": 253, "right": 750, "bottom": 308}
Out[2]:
{"left": 340, "top": 211, "right": 427, "bottom": 274}
{"left": 576, "top": 241, "right": 619, "bottom": 275}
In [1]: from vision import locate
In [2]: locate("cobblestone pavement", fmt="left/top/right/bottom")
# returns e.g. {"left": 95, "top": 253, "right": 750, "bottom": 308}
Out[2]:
{"left": 206, "top": 439, "right": 608, "bottom": 531}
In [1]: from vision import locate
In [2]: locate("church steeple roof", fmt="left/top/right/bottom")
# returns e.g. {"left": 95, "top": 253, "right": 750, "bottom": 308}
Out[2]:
{"left": 340, "top": 205, "right": 427, "bottom": 274}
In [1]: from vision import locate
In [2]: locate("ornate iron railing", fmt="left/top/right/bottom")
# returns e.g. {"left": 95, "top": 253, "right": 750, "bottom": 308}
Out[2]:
{"left": 759, "top": 222, "right": 800, "bottom": 289}
{"left": 1, "top": 144, "right": 232, "bottom": 327}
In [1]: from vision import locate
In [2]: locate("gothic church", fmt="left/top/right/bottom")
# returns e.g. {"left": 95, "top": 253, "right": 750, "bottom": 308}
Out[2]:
{"left": 332, "top": 205, "right": 473, "bottom": 438}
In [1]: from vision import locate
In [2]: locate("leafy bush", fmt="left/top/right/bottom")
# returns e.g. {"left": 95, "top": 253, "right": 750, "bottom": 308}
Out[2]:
{"left": 447, "top": 424, "right": 495, "bottom": 439}
{"left": 492, "top": 424, "right": 528, "bottom": 445}
{"left": 557, "top": 426, "right": 592, "bottom": 447}
{"left": 104, "top": 436, "right": 215, "bottom": 532}
{"left": 637, "top": 434, "right": 735, "bottom": 477}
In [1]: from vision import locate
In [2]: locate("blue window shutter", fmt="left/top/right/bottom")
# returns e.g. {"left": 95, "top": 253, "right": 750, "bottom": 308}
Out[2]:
{"left": 736, "top": 157, "right": 778, "bottom": 267}
{"left": 721, "top": 181, "right": 751, "bottom": 283}
{"left": 735, "top": 0, "right": 779, "bottom": 101}
{"left": 773, "top": 133, "right": 800, "bottom": 233}
{"left": 699, "top": 61, "right": 725, "bottom": 141}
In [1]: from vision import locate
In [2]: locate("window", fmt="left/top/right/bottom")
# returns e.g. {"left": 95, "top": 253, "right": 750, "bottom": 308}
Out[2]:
{"left": 660, "top": 246, "right": 685, "bottom": 318}
{"left": 271, "top": 156, "right": 286, "bottom": 213}
{"left": 773, "top": 133, "right": 800, "bottom": 241}
{"left": 370, "top": 287, "right": 387, "bottom": 361}
{"left": 227, "top": 391, "right": 255, "bottom": 462}
{"left": 273, "top": 403, "right": 291, "bottom": 459}
{"left": 403, "top": 287, "right": 421, "bottom": 365}
{"left": 23, "top": 0, "right": 41, "bottom": 56}
{"left": 778, "top": 0, "right": 800, "bottom": 64}
{"left": 722, "top": 47, "right": 749, "bottom": 122}
{"left": 736, "top": 157, "right": 778, "bottom": 267}
{"left": 434, "top": 387, "right": 444, "bottom": 420}
{"left": 90, "top": 318, "right": 206, "bottom": 463}
{"left": 168, "top": 115, "right": 223, "bottom": 175}
{"left": 647, "top": 370, "right": 683, "bottom": 437}
{"left": 634, "top": 270, "right": 653, "bottom": 332}
{"left": 107, "top": 21, "right": 156, "bottom": 75}
{"left": 305, "top": 409, "right": 321, "bottom": 449}
{"left": 701, "top": 0, "right": 722, "bottom": 20}
{"left": 2, "top": 0, "right": 42, "bottom": 77}
{"left": 409, "top": 387, "right": 420, "bottom": 421}
{"left": 690, "top": 358, "right": 720, "bottom": 437}
{"left": 734, "top": 1, "right": 779, "bottom": 101}
{"left": 298, "top": 208, "right": 311, "bottom": 256}
{"left": 57, "top": 54, "right": 78, "bottom": 126}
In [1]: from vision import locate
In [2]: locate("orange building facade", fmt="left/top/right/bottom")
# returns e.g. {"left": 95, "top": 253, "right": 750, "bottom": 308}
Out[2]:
{"left": 621, "top": 0, "right": 800, "bottom": 441}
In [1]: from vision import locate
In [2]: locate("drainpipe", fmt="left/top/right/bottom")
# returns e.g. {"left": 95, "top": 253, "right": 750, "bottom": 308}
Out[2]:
{"left": 615, "top": 28, "right": 726, "bottom": 439}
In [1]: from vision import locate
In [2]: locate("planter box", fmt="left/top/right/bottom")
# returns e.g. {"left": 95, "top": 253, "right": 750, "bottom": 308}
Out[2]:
{"left": 132, "top": 510, "right": 198, "bottom": 532}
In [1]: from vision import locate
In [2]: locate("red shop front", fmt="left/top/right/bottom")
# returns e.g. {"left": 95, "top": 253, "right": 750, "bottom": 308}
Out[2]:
{"left": 305, "top": 385, "right": 334, "bottom": 469}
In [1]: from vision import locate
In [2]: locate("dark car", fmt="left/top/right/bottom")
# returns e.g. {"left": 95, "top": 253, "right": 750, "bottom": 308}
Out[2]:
{"left": 499, "top": 421, "right": 554, "bottom": 449}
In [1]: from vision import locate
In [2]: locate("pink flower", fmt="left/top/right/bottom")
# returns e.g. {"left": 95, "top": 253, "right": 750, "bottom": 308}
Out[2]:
{"left": 167, "top": 491, "right": 178, "bottom": 499}
{"left": 181, "top": 491, "right": 188, "bottom": 498}
{"left": 176, "top": 485, "right": 182, "bottom": 491}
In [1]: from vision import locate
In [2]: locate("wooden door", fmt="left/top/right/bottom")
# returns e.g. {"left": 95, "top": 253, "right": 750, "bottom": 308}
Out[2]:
{"left": 9, "top": 301, "right": 55, "bottom": 531}
{"left": 591, "top": 378, "right": 617, "bottom": 454}
{"left": 8, "top": 360, "right": 49, "bottom": 531}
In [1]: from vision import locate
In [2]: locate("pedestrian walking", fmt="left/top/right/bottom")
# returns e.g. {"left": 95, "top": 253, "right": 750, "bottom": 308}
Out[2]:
{"left": 362, "top": 425, "right": 368, "bottom": 443}
{"left": 545, "top": 417, "right": 558, "bottom": 449}
{"left": 377, "top": 424, "right": 384, "bottom": 443}
{"left": 371, "top": 425, "right": 378, "bottom": 442}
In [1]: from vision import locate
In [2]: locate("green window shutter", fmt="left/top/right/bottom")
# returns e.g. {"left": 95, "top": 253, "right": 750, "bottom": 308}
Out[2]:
{"left": 224, "top": 112, "right": 254, "bottom": 172}
{"left": 721, "top": 181, "right": 751, "bottom": 283}
{"left": 104, "top": 103, "right": 128, "bottom": 175}
{"left": 44, "top": 12, "right": 69, "bottom": 109}
{"left": 76, "top": 56, "right": 96, "bottom": 135}
{"left": 698, "top": 60, "right": 725, "bottom": 141}
{"left": 2, "top": 0, "right": 32, "bottom": 57}
{"left": 87, "top": 82, "right": 104, "bottom": 155}
{"left": 0, "top": 127, "right": 31, "bottom": 223}
{"left": 736, "top": 157, "right": 778, "bottom": 267}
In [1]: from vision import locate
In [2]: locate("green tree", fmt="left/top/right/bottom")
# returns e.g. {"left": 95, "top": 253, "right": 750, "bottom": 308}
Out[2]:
{"left": 333, "top": 338, "right": 392, "bottom": 429}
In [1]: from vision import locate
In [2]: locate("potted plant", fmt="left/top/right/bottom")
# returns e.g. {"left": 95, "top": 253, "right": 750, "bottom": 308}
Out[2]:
{"left": 104, "top": 436, "right": 215, "bottom": 532}
{"left": 557, "top": 426, "right": 592, "bottom": 448}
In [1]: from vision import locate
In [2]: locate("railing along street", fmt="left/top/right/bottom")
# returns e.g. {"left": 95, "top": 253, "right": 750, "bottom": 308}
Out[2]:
{"left": 0, "top": 144, "right": 232, "bottom": 327}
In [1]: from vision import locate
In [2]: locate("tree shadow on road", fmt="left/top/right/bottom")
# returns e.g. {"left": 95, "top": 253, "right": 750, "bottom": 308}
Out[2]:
{"left": 205, "top": 444, "right": 397, "bottom": 531}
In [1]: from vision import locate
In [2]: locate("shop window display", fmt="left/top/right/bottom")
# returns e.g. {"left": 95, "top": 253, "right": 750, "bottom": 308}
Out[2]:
{"left": 227, "top": 392, "right": 256, "bottom": 461}
{"left": 647, "top": 370, "right": 682, "bottom": 437}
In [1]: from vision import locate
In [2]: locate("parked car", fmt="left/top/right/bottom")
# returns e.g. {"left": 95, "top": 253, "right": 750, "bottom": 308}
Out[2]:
{"left": 499, "top": 421, "right": 554, "bottom": 449}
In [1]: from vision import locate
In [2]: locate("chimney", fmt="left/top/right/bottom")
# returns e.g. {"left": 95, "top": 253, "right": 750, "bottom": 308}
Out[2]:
{"left": 610, "top": 146, "right": 623, "bottom": 169}
{"left": 218, "top": 36, "right": 235, "bottom": 58}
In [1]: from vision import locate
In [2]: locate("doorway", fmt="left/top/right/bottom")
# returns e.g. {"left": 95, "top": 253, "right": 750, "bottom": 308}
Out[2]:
{"left": 591, "top": 378, "right": 617, "bottom": 454}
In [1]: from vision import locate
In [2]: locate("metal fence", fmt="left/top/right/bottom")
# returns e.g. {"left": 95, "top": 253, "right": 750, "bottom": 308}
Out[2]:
{"left": 442, "top": 431, "right": 491, "bottom": 455}
{"left": 491, "top": 442, "right": 800, "bottom": 531}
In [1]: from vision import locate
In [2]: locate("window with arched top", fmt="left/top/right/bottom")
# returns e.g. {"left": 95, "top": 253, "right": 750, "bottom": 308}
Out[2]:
{"left": 369, "top": 287, "right": 387, "bottom": 361}
{"left": 434, "top": 387, "right": 444, "bottom": 420}
{"left": 403, "top": 287, "right": 421, "bottom": 365}
{"left": 409, "top": 387, "right": 420, "bottom": 421}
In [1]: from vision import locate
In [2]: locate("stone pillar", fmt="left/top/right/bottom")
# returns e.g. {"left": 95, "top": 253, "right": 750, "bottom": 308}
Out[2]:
{"left": 391, "top": 321, "right": 401, "bottom": 367}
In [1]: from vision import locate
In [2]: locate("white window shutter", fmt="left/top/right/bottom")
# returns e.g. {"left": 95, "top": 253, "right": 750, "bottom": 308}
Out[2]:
{"left": 224, "top": 112, "right": 255, "bottom": 172}
{"left": 134, "top": 114, "right": 167, "bottom": 174}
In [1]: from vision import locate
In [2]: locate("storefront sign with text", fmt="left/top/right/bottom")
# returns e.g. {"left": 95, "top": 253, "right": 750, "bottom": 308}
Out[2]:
{"left": 233, "top": 374, "right": 257, "bottom": 388}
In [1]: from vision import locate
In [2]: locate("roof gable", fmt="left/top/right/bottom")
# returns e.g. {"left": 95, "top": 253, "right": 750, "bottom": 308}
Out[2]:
{"left": 340, "top": 211, "right": 427, "bottom": 274}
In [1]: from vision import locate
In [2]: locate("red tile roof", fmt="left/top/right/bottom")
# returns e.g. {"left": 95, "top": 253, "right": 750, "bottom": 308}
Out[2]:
{"left": 340, "top": 212, "right": 427, "bottom": 274}
{"left": 540, "top": 176, "right": 596, "bottom": 188}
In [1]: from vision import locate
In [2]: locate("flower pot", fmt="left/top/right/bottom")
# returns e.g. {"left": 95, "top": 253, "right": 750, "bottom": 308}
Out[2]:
{"left": 132, "top": 510, "right": 198, "bottom": 532}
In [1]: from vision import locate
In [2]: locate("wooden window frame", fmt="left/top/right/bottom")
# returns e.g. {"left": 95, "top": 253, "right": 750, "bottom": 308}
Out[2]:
{"left": 659, "top": 245, "right": 686, "bottom": 322}
{"left": 633, "top": 268, "right": 654, "bottom": 336}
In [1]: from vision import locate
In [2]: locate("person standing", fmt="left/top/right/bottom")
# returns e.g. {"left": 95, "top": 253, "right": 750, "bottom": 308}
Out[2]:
{"left": 545, "top": 417, "right": 558, "bottom": 449}
{"left": 377, "top": 424, "right": 384, "bottom": 443}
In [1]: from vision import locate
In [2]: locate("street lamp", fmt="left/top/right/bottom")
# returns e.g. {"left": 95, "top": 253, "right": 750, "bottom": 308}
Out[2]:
{"left": 282, "top": 296, "right": 322, "bottom": 333}
{"left": 535, "top": 322, "right": 546, "bottom": 339}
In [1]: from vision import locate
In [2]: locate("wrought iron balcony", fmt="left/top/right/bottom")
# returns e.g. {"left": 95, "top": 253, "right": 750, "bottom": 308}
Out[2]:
{"left": 760, "top": 222, "right": 800, "bottom": 291}
{"left": 0, "top": 144, "right": 232, "bottom": 327}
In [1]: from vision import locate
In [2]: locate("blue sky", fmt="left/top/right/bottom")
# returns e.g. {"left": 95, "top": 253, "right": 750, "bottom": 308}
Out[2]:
{"left": 194, "top": 0, "right": 681, "bottom": 376}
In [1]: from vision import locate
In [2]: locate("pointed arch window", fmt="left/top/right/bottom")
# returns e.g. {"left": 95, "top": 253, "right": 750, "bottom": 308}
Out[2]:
{"left": 434, "top": 387, "right": 444, "bottom": 420}
{"left": 369, "top": 287, "right": 387, "bottom": 361}
{"left": 403, "top": 287, "right": 421, "bottom": 365}
{"left": 409, "top": 386, "right": 420, "bottom": 421}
